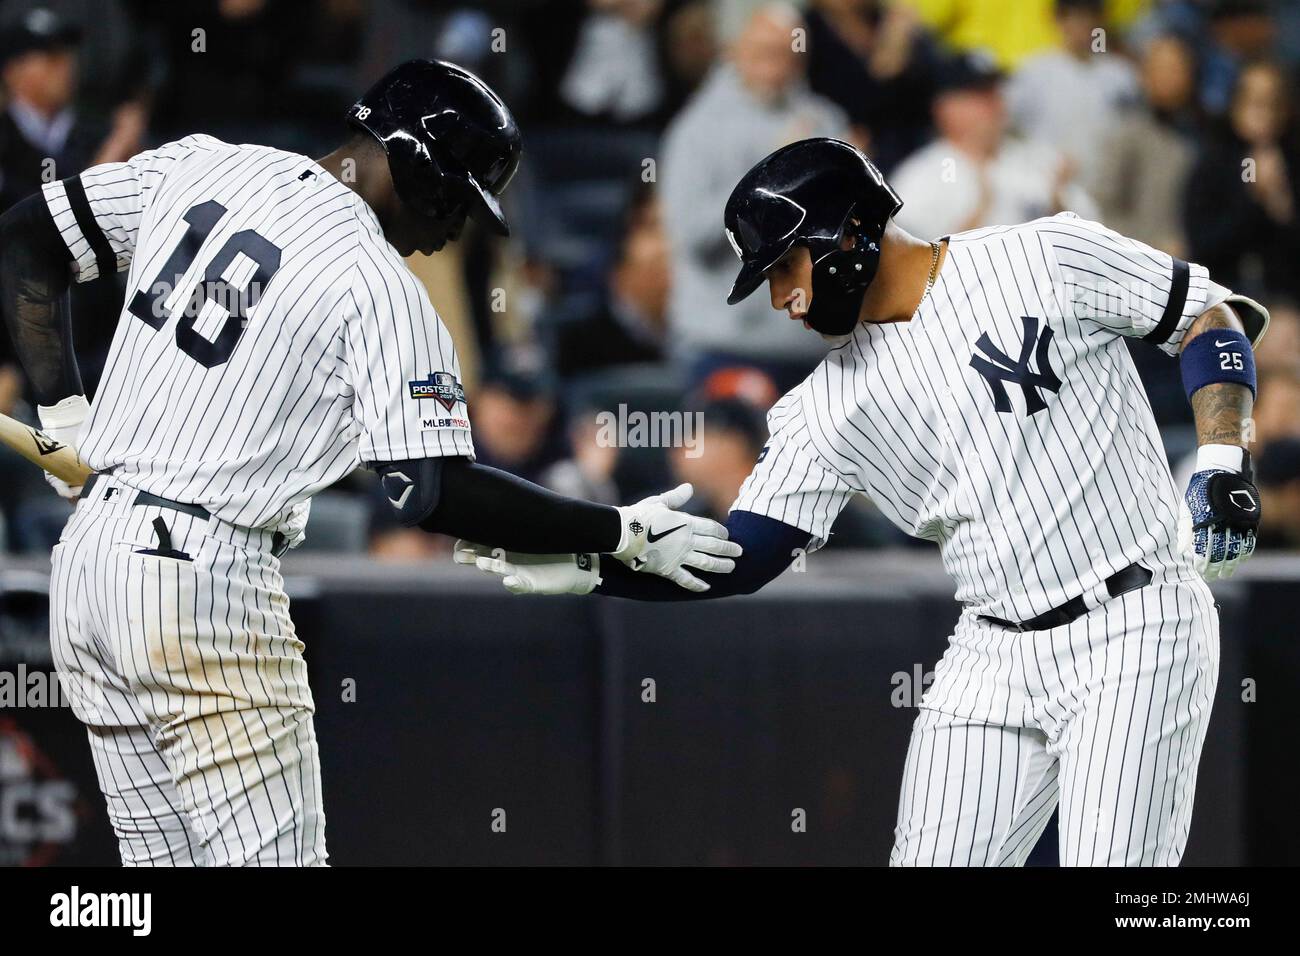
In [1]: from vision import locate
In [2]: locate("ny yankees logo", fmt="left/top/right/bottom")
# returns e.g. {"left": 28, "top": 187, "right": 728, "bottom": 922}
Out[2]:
{"left": 969, "top": 315, "right": 1062, "bottom": 415}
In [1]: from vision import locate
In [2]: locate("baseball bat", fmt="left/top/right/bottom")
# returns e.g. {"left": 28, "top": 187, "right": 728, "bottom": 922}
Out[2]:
{"left": 0, "top": 411, "right": 92, "bottom": 485}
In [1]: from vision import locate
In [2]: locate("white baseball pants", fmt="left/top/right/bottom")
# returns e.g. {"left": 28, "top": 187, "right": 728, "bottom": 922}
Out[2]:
{"left": 891, "top": 567, "right": 1219, "bottom": 866}
{"left": 49, "top": 475, "right": 326, "bottom": 866}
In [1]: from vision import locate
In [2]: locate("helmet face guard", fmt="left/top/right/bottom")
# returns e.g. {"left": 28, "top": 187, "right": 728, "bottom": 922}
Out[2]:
{"left": 349, "top": 60, "right": 522, "bottom": 236}
{"left": 724, "top": 139, "right": 901, "bottom": 335}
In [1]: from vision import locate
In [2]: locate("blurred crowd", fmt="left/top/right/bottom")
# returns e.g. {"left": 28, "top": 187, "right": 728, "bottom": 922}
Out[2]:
{"left": 0, "top": 0, "right": 1298, "bottom": 559}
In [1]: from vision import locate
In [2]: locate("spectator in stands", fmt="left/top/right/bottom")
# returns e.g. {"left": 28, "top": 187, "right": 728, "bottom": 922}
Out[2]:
{"left": 135, "top": 0, "right": 304, "bottom": 146}
{"left": 518, "top": 0, "right": 715, "bottom": 128}
{"left": 552, "top": 184, "right": 669, "bottom": 380}
{"left": 468, "top": 365, "right": 569, "bottom": 486}
{"left": 661, "top": 0, "right": 720, "bottom": 111}
{"left": 0, "top": 7, "right": 143, "bottom": 211}
{"left": 1091, "top": 33, "right": 1199, "bottom": 256}
{"left": 0, "top": 5, "right": 145, "bottom": 401}
{"left": 804, "top": 0, "right": 941, "bottom": 172}
{"left": 1281, "top": 0, "right": 1300, "bottom": 68}
{"left": 669, "top": 395, "right": 771, "bottom": 523}
{"left": 1200, "top": 0, "right": 1279, "bottom": 117}
{"left": 538, "top": 406, "right": 623, "bottom": 505}
{"left": 1252, "top": 366, "right": 1300, "bottom": 448}
{"left": 900, "top": 0, "right": 1150, "bottom": 70}
{"left": 666, "top": 366, "right": 779, "bottom": 521}
{"left": 1185, "top": 59, "right": 1300, "bottom": 300}
{"left": 1005, "top": 0, "right": 1139, "bottom": 187}
{"left": 558, "top": 0, "right": 669, "bottom": 125}
{"left": 1255, "top": 437, "right": 1300, "bottom": 549}
{"left": 1254, "top": 297, "right": 1299, "bottom": 374}
{"left": 661, "top": 3, "right": 849, "bottom": 393}
{"left": 890, "top": 50, "right": 1098, "bottom": 238}
{"left": 1128, "top": 0, "right": 1279, "bottom": 118}
{"left": 1128, "top": 0, "right": 1204, "bottom": 46}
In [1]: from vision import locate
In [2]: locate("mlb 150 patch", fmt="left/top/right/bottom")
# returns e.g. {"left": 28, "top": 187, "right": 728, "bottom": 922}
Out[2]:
{"left": 420, "top": 416, "right": 470, "bottom": 431}
{"left": 408, "top": 372, "right": 466, "bottom": 411}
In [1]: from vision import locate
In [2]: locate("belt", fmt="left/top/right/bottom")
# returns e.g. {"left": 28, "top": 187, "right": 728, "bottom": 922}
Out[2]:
{"left": 78, "top": 472, "right": 289, "bottom": 556}
{"left": 79, "top": 472, "right": 210, "bottom": 521}
{"left": 979, "top": 563, "right": 1153, "bottom": 632}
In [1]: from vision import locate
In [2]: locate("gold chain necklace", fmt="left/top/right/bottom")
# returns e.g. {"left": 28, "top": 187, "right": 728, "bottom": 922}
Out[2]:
{"left": 922, "top": 240, "right": 942, "bottom": 303}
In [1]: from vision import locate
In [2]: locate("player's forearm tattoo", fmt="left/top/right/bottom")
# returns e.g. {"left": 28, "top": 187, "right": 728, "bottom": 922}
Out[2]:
{"left": 1191, "top": 382, "right": 1253, "bottom": 447}
{"left": 1184, "top": 304, "right": 1253, "bottom": 448}
{"left": 1182, "top": 302, "right": 1240, "bottom": 342}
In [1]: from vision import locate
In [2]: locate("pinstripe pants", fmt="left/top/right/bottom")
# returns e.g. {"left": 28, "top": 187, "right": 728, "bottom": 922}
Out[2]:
{"left": 49, "top": 477, "right": 326, "bottom": 866}
{"left": 891, "top": 568, "right": 1219, "bottom": 866}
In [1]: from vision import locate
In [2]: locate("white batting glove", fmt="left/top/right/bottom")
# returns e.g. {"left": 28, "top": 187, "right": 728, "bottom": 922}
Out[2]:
{"left": 612, "top": 483, "right": 741, "bottom": 593}
{"left": 280, "top": 499, "right": 312, "bottom": 550}
{"left": 37, "top": 394, "right": 90, "bottom": 501}
{"left": 454, "top": 541, "right": 601, "bottom": 595}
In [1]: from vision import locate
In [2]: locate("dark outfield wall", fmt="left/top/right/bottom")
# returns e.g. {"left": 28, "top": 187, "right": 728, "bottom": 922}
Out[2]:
{"left": 1, "top": 553, "right": 1295, "bottom": 866}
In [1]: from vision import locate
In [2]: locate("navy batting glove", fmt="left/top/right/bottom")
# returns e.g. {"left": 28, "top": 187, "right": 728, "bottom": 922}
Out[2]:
{"left": 1185, "top": 448, "right": 1261, "bottom": 581}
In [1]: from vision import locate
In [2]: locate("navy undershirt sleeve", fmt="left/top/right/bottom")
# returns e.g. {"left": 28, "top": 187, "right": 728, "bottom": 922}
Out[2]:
{"left": 595, "top": 509, "right": 811, "bottom": 600}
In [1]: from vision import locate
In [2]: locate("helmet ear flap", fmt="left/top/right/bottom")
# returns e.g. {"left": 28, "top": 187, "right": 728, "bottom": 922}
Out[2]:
{"left": 805, "top": 218, "right": 883, "bottom": 336}
{"left": 808, "top": 210, "right": 880, "bottom": 297}
{"left": 812, "top": 240, "right": 880, "bottom": 297}
{"left": 387, "top": 137, "right": 472, "bottom": 221}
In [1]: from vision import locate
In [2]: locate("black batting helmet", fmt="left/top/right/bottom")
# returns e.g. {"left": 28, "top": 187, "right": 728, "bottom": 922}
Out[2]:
{"left": 724, "top": 138, "right": 902, "bottom": 335}
{"left": 348, "top": 59, "right": 522, "bottom": 236}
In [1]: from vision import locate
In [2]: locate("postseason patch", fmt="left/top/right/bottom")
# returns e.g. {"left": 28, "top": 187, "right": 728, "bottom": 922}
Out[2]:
{"left": 408, "top": 371, "right": 466, "bottom": 411}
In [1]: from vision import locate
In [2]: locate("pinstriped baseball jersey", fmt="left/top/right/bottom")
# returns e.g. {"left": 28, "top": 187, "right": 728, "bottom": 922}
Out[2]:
{"left": 41, "top": 134, "right": 473, "bottom": 532}
{"left": 734, "top": 213, "right": 1235, "bottom": 622}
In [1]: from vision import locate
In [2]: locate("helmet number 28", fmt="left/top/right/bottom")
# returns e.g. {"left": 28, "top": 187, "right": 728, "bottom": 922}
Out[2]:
{"left": 126, "top": 200, "right": 283, "bottom": 368}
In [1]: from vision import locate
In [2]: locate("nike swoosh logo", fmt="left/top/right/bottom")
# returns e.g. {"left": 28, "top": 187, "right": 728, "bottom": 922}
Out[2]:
{"left": 646, "top": 523, "right": 686, "bottom": 543}
{"left": 1214, "top": 339, "right": 1235, "bottom": 347}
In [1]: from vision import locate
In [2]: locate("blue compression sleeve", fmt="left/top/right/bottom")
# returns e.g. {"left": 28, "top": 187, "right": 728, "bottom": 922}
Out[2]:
{"left": 595, "top": 510, "right": 812, "bottom": 601}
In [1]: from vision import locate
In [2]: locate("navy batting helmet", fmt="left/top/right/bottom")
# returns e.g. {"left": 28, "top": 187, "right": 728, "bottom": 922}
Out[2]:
{"left": 724, "top": 138, "right": 902, "bottom": 335}
{"left": 348, "top": 59, "right": 522, "bottom": 236}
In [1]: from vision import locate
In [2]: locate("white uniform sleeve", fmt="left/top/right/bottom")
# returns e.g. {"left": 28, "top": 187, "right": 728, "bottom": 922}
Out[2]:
{"left": 731, "top": 393, "right": 857, "bottom": 551}
{"left": 344, "top": 242, "right": 474, "bottom": 463}
{"left": 40, "top": 137, "right": 203, "bottom": 283}
{"left": 1039, "top": 212, "right": 1219, "bottom": 356}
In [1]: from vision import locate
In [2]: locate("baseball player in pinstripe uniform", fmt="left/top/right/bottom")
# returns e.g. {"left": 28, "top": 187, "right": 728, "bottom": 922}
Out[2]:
{"left": 462, "top": 138, "right": 1269, "bottom": 866}
{"left": 0, "top": 60, "right": 739, "bottom": 866}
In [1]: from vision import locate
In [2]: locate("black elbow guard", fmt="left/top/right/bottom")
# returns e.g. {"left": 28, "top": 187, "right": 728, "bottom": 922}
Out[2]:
{"left": 373, "top": 457, "right": 445, "bottom": 527}
{"left": 0, "top": 192, "right": 71, "bottom": 266}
